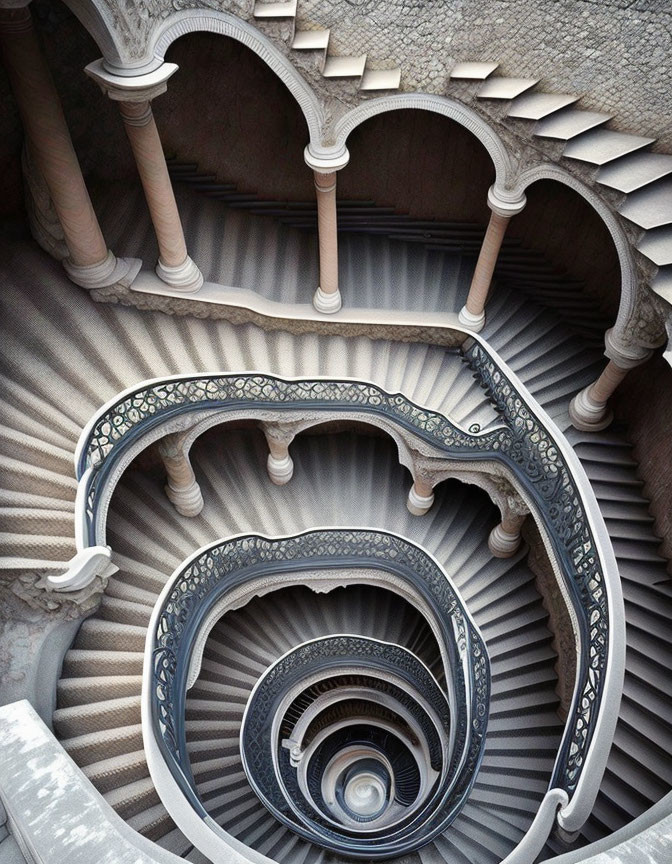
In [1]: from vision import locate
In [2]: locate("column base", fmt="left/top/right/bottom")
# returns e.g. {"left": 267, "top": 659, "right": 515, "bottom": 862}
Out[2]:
{"left": 458, "top": 304, "right": 486, "bottom": 332}
{"left": 488, "top": 523, "right": 522, "bottom": 558}
{"left": 63, "top": 250, "right": 136, "bottom": 290}
{"left": 267, "top": 453, "right": 294, "bottom": 486}
{"left": 156, "top": 255, "right": 204, "bottom": 293}
{"left": 165, "top": 479, "right": 204, "bottom": 517}
{"left": 407, "top": 485, "right": 434, "bottom": 516}
{"left": 313, "top": 286, "right": 342, "bottom": 314}
{"left": 568, "top": 386, "right": 614, "bottom": 432}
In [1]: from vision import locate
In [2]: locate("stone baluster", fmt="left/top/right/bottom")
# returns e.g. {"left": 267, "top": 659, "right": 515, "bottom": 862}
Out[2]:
{"left": 157, "top": 432, "right": 204, "bottom": 517}
{"left": 85, "top": 60, "right": 203, "bottom": 293}
{"left": 0, "top": 3, "right": 131, "bottom": 289}
{"left": 407, "top": 476, "right": 435, "bottom": 516}
{"left": 488, "top": 513, "right": 527, "bottom": 558}
{"left": 569, "top": 329, "right": 653, "bottom": 431}
{"left": 261, "top": 422, "right": 296, "bottom": 485}
{"left": 305, "top": 146, "right": 350, "bottom": 314}
{"left": 459, "top": 186, "right": 526, "bottom": 332}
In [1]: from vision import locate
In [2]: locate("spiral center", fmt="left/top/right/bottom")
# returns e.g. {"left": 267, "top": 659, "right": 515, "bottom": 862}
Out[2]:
{"left": 344, "top": 770, "right": 386, "bottom": 816}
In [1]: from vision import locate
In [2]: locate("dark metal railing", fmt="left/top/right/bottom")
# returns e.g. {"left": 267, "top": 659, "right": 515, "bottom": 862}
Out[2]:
{"left": 150, "top": 529, "right": 488, "bottom": 857}
{"left": 76, "top": 337, "right": 621, "bottom": 822}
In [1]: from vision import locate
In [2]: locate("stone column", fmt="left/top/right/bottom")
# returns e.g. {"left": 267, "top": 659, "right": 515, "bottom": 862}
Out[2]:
{"left": 407, "top": 476, "right": 435, "bottom": 516}
{"left": 569, "top": 329, "right": 653, "bottom": 431}
{"left": 459, "top": 186, "right": 526, "bottom": 332}
{"left": 0, "top": 3, "right": 130, "bottom": 289}
{"left": 85, "top": 60, "right": 203, "bottom": 293}
{"left": 305, "top": 146, "right": 350, "bottom": 314}
{"left": 262, "top": 423, "right": 295, "bottom": 486}
{"left": 158, "top": 433, "right": 204, "bottom": 517}
{"left": 488, "top": 513, "right": 526, "bottom": 558}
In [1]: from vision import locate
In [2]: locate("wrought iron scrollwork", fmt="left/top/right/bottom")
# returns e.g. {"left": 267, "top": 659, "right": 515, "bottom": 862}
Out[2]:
{"left": 462, "top": 341, "right": 609, "bottom": 795}
{"left": 81, "top": 345, "right": 613, "bottom": 807}
{"left": 148, "top": 530, "right": 489, "bottom": 855}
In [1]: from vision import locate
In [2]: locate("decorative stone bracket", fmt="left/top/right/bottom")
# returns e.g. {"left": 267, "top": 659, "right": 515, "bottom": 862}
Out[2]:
{"left": 45, "top": 545, "right": 118, "bottom": 594}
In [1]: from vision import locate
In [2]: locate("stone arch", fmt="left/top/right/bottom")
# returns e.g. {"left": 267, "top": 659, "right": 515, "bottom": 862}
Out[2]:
{"left": 61, "top": 4, "right": 324, "bottom": 148}
{"left": 333, "top": 94, "right": 516, "bottom": 190}
{"left": 515, "top": 163, "right": 660, "bottom": 358}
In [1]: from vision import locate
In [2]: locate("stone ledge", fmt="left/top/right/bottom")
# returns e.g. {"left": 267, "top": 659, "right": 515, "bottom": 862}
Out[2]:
{"left": 91, "top": 269, "right": 468, "bottom": 347}
{"left": 0, "top": 700, "right": 183, "bottom": 864}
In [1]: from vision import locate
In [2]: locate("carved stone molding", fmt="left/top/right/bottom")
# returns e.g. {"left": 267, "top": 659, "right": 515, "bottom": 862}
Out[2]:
{"left": 411, "top": 454, "right": 529, "bottom": 526}
{"left": 150, "top": 11, "right": 324, "bottom": 146}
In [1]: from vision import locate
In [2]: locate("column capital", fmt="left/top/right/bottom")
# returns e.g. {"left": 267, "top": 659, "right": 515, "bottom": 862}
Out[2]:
{"left": 304, "top": 144, "right": 350, "bottom": 174}
{"left": 604, "top": 327, "right": 654, "bottom": 369}
{"left": 488, "top": 185, "right": 527, "bottom": 218}
{"left": 85, "top": 58, "right": 178, "bottom": 103}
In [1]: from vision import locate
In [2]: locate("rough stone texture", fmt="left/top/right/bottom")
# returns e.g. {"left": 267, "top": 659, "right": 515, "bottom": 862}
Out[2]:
{"left": 91, "top": 279, "right": 467, "bottom": 347}
{"left": 74, "top": 0, "right": 672, "bottom": 149}
{"left": 0, "top": 580, "right": 88, "bottom": 727}
{"left": 297, "top": 0, "right": 672, "bottom": 148}
{"left": 0, "top": 701, "right": 184, "bottom": 864}
{"left": 0, "top": 2, "right": 666, "bottom": 342}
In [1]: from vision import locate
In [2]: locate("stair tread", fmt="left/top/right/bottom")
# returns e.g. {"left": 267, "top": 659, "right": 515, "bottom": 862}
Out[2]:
{"left": 322, "top": 54, "right": 367, "bottom": 78}
{"left": 564, "top": 129, "right": 655, "bottom": 166}
{"left": 477, "top": 77, "right": 539, "bottom": 99}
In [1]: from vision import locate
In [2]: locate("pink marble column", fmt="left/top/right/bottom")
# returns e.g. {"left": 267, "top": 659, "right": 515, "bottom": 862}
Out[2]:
{"left": 85, "top": 59, "right": 202, "bottom": 293}
{"left": 569, "top": 330, "right": 653, "bottom": 431}
{"left": 459, "top": 187, "right": 526, "bottom": 332}
{"left": 304, "top": 146, "right": 349, "bottom": 313}
{"left": 118, "top": 100, "right": 202, "bottom": 292}
{"left": 569, "top": 361, "right": 630, "bottom": 431}
{"left": 0, "top": 4, "right": 122, "bottom": 288}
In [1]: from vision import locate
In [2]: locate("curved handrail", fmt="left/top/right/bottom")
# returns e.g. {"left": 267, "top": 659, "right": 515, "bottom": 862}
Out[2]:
{"left": 144, "top": 529, "right": 489, "bottom": 859}
{"left": 70, "top": 328, "right": 623, "bottom": 836}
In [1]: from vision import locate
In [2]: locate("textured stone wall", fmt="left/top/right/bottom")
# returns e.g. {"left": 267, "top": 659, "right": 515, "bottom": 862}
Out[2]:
{"left": 60, "top": 0, "right": 672, "bottom": 149}
{"left": 297, "top": 0, "right": 672, "bottom": 150}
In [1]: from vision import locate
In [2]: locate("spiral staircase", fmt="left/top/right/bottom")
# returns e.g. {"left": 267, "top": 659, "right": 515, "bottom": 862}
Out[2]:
{"left": 1, "top": 169, "right": 671, "bottom": 864}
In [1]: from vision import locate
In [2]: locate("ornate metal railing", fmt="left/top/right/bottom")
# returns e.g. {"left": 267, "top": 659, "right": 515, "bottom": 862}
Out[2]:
{"left": 72, "top": 332, "right": 622, "bottom": 840}
{"left": 147, "top": 529, "right": 489, "bottom": 859}
{"left": 75, "top": 371, "right": 507, "bottom": 550}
